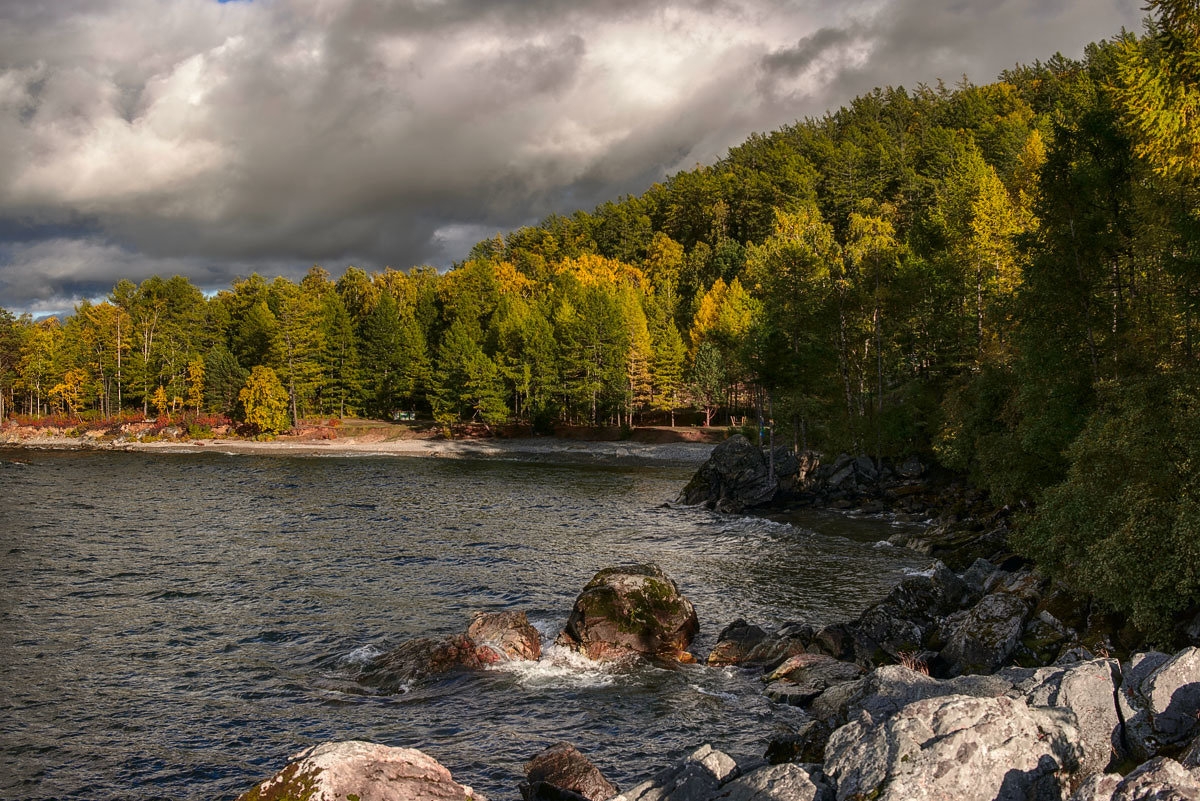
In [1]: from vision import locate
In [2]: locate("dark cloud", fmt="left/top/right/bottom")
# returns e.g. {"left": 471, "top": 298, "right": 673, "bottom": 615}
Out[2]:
{"left": 0, "top": 0, "right": 1143, "bottom": 313}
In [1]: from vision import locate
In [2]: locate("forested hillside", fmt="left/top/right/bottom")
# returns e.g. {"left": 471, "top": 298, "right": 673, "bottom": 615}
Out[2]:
{"left": 3, "top": 1, "right": 1198, "bottom": 631}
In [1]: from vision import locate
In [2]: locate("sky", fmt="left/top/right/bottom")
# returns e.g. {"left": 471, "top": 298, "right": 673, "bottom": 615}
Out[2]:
{"left": 0, "top": 0, "right": 1143, "bottom": 315}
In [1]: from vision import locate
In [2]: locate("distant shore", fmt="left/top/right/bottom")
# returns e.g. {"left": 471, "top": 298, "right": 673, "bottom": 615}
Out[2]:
{"left": 1, "top": 428, "right": 721, "bottom": 466}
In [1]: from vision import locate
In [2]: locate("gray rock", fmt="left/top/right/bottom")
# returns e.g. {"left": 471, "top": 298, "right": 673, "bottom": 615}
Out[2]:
{"left": 712, "top": 764, "right": 832, "bottom": 801}
{"left": 1181, "top": 732, "right": 1200, "bottom": 771}
{"left": 765, "top": 719, "right": 833, "bottom": 765}
{"left": 849, "top": 562, "right": 972, "bottom": 664}
{"left": 764, "top": 655, "right": 865, "bottom": 705}
{"left": 897, "top": 455, "right": 925, "bottom": 479}
{"left": 1008, "top": 659, "right": 1124, "bottom": 776}
{"left": 853, "top": 455, "right": 877, "bottom": 482}
{"left": 1123, "top": 648, "right": 1200, "bottom": 760}
{"left": 939, "top": 590, "right": 1035, "bottom": 676}
{"left": 825, "top": 694, "right": 1085, "bottom": 801}
{"left": 613, "top": 745, "right": 738, "bottom": 801}
{"left": 677, "top": 436, "right": 781, "bottom": 512}
{"left": 1111, "top": 757, "right": 1200, "bottom": 801}
{"left": 236, "top": 740, "right": 484, "bottom": 801}
{"left": 811, "top": 664, "right": 1014, "bottom": 729}
{"left": 1069, "top": 773, "right": 1122, "bottom": 801}
{"left": 961, "top": 558, "right": 996, "bottom": 596}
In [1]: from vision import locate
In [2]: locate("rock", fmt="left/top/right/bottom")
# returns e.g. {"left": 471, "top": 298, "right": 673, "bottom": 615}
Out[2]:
{"left": 358, "top": 634, "right": 487, "bottom": 692}
{"left": 677, "top": 436, "right": 780, "bottom": 512}
{"left": 743, "top": 626, "right": 815, "bottom": 671}
{"left": 846, "top": 562, "right": 972, "bottom": 665}
{"left": 765, "top": 719, "right": 833, "bottom": 765}
{"left": 1008, "top": 659, "right": 1124, "bottom": 777}
{"left": 825, "top": 694, "right": 1084, "bottom": 801}
{"left": 556, "top": 565, "right": 698, "bottom": 663}
{"left": 853, "top": 455, "right": 877, "bottom": 483}
{"left": 897, "top": 456, "right": 925, "bottom": 479}
{"left": 938, "top": 589, "right": 1034, "bottom": 675}
{"left": 707, "top": 620, "right": 771, "bottom": 666}
{"left": 1122, "top": 648, "right": 1200, "bottom": 760}
{"left": 468, "top": 611, "right": 541, "bottom": 662}
{"left": 711, "top": 763, "right": 833, "bottom": 801}
{"left": 763, "top": 655, "right": 864, "bottom": 706}
{"left": 1111, "top": 757, "right": 1200, "bottom": 801}
{"left": 1068, "top": 773, "right": 1122, "bottom": 801}
{"left": 236, "top": 740, "right": 484, "bottom": 801}
{"left": 612, "top": 745, "right": 738, "bottom": 801}
{"left": 1181, "top": 732, "right": 1200, "bottom": 770}
{"left": 522, "top": 742, "right": 617, "bottom": 801}
{"left": 810, "top": 664, "right": 1013, "bottom": 730}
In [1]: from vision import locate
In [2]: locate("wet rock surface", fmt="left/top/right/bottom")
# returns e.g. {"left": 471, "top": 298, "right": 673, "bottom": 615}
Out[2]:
{"left": 557, "top": 564, "right": 699, "bottom": 663}
{"left": 521, "top": 742, "right": 618, "bottom": 801}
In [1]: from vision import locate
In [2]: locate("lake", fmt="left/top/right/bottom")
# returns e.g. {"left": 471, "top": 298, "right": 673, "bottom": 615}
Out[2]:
{"left": 0, "top": 448, "right": 925, "bottom": 800}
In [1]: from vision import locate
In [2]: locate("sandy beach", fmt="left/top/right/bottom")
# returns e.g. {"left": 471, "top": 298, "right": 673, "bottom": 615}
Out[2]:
{"left": 2, "top": 432, "right": 719, "bottom": 466}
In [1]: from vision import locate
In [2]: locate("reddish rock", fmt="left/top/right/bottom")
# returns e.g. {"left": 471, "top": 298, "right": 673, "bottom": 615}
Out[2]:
{"left": 555, "top": 565, "right": 698, "bottom": 663}
{"left": 521, "top": 742, "right": 617, "bottom": 801}
{"left": 468, "top": 611, "right": 541, "bottom": 663}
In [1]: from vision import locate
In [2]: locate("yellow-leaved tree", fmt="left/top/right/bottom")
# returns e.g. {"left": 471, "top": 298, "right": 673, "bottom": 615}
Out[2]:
{"left": 238, "top": 366, "right": 290, "bottom": 436}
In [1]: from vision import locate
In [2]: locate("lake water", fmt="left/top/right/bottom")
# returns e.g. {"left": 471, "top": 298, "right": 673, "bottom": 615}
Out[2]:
{"left": 0, "top": 448, "right": 926, "bottom": 800}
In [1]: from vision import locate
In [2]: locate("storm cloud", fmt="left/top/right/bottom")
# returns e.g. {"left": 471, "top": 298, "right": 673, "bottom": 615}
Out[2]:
{"left": 0, "top": 0, "right": 1142, "bottom": 313}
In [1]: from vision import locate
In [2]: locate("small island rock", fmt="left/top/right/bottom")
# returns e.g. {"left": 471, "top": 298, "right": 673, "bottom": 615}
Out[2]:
{"left": 556, "top": 564, "right": 699, "bottom": 663}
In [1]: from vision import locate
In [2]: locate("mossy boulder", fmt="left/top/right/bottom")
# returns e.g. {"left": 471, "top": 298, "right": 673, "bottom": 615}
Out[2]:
{"left": 556, "top": 564, "right": 698, "bottom": 663}
{"left": 237, "top": 741, "right": 484, "bottom": 801}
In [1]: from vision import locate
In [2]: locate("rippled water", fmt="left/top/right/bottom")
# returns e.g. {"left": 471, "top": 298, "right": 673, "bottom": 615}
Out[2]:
{"left": 0, "top": 448, "right": 926, "bottom": 800}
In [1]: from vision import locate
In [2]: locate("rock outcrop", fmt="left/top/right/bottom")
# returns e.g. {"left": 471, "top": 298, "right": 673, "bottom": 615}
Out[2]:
{"left": 676, "top": 436, "right": 794, "bottom": 512}
{"left": 237, "top": 741, "right": 484, "bottom": 801}
{"left": 825, "top": 694, "right": 1085, "bottom": 801}
{"left": 1120, "top": 647, "right": 1200, "bottom": 761}
{"left": 556, "top": 565, "right": 699, "bottom": 663}
{"left": 521, "top": 742, "right": 618, "bottom": 801}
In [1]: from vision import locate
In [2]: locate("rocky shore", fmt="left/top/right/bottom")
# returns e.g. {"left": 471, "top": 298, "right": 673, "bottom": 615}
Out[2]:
{"left": 227, "top": 436, "right": 1200, "bottom": 800}
{"left": 234, "top": 554, "right": 1200, "bottom": 801}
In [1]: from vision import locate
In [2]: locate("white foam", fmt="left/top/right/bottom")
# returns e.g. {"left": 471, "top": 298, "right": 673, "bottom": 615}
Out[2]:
{"left": 690, "top": 684, "right": 738, "bottom": 701}
{"left": 873, "top": 540, "right": 894, "bottom": 548}
{"left": 488, "top": 643, "right": 621, "bottom": 688}
{"left": 342, "top": 644, "right": 384, "bottom": 665}
{"left": 902, "top": 566, "right": 936, "bottom": 578}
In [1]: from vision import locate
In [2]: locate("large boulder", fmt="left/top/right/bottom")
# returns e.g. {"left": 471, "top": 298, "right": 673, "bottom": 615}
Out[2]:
{"left": 843, "top": 562, "right": 973, "bottom": 665}
{"left": 610, "top": 744, "right": 738, "bottom": 801}
{"left": 521, "top": 742, "right": 618, "bottom": 801}
{"left": 938, "top": 590, "right": 1035, "bottom": 676}
{"left": 677, "top": 436, "right": 781, "bottom": 512}
{"left": 825, "top": 694, "right": 1085, "bottom": 801}
{"left": 810, "top": 665, "right": 1013, "bottom": 730}
{"left": 1007, "top": 659, "right": 1124, "bottom": 777}
{"left": 556, "top": 565, "right": 699, "bottom": 663}
{"left": 1121, "top": 648, "right": 1200, "bottom": 761}
{"left": 236, "top": 741, "right": 484, "bottom": 801}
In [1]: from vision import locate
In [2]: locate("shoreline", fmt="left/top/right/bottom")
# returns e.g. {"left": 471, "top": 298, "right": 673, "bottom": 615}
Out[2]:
{"left": 0, "top": 433, "right": 719, "bottom": 466}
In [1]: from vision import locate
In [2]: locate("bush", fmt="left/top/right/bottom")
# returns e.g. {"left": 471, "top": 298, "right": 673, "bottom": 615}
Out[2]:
{"left": 1013, "top": 372, "right": 1200, "bottom": 639}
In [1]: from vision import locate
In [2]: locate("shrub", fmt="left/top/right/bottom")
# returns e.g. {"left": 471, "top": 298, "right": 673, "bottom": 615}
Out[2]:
{"left": 1014, "top": 372, "right": 1200, "bottom": 639}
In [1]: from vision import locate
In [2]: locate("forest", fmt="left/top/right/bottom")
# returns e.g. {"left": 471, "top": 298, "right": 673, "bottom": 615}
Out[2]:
{"left": 3, "top": 2, "right": 1200, "bottom": 633}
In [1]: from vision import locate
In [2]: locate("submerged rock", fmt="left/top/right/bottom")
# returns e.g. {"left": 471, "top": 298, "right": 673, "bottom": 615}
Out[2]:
{"left": 521, "top": 742, "right": 618, "bottom": 801}
{"left": 359, "top": 611, "right": 541, "bottom": 692}
{"left": 236, "top": 740, "right": 484, "bottom": 801}
{"left": 825, "top": 694, "right": 1084, "bottom": 801}
{"left": 556, "top": 565, "right": 699, "bottom": 663}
